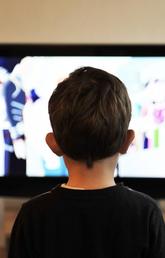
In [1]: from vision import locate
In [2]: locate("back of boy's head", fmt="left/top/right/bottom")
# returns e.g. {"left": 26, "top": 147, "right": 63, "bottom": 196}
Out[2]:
{"left": 48, "top": 66, "right": 131, "bottom": 167}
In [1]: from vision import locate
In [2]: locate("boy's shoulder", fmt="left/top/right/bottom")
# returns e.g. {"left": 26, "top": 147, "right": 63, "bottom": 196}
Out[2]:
{"left": 20, "top": 184, "right": 62, "bottom": 212}
{"left": 119, "top": 184, "right": 159, "bottom": 210}
{"left": 122, "top": 184, "right": 158, "bottom": 212}
{"left": 119, "top": 184, "right": 156, "bottom": 203}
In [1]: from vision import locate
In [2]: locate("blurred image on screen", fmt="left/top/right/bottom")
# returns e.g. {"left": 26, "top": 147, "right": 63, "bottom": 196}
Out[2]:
{"left": 0, "top": 56, "right": 165, "bottom": 178}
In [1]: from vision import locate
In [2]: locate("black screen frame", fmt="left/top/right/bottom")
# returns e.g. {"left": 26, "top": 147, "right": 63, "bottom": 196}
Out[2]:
{"left": 0, "top": 43, "right": 165, "bottom": 198}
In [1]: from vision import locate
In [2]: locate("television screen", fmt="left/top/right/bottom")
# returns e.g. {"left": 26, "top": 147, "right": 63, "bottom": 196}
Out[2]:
{"left": 1, "top": 44, "right": 165, "bottom": 198}
{"left": 1, "top": 54, "right": 165, "bottom": 179}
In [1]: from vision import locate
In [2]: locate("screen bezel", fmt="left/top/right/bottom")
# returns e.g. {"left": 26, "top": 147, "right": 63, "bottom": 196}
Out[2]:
{"left": 1, "top": 43, "right": 165, "bottom": 198}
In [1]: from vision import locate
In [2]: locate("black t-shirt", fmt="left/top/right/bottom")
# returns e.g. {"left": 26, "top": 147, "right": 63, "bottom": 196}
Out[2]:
{"left": 8, "top": 183, "right": 165, "bottom": 258}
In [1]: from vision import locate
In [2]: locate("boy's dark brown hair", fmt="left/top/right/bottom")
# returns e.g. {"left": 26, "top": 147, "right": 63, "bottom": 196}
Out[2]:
{"left": 48, "top": 66, "right": 131, "bottom": 167}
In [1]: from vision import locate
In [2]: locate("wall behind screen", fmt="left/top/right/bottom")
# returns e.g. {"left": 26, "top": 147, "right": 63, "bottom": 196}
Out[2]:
{"left": 0, "top": 0, "right": 165, "bottom": 44}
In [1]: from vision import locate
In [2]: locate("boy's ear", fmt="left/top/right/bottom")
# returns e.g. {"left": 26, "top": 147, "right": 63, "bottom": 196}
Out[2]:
{"left": 45, "top": 132, "right": 63, "bottom": 156}
{"left": 119, "top": 129, "right": 135, "bottom": 154}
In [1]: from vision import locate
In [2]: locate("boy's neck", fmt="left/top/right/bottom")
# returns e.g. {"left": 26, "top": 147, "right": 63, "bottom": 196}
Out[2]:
{"left": 63, "top": 155, "right": 118, "bottom": 190}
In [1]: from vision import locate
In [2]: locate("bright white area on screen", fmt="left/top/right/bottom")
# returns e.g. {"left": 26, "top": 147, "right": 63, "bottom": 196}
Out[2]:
{"left": 119, "top": 149, "right": 165, "bottom": 178}
{"left": 24, "top": 97, "right": 61, "bottom": 177}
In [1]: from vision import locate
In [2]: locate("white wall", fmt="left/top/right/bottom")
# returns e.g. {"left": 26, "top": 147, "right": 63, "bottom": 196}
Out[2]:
{"left": 0, "top": 0, "right": 165, "bottom": 43}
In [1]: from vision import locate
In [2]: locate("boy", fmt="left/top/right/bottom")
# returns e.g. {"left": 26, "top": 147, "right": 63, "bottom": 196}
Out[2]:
{"left": 8, "top": 67, "right": 165, "bottom": 258}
